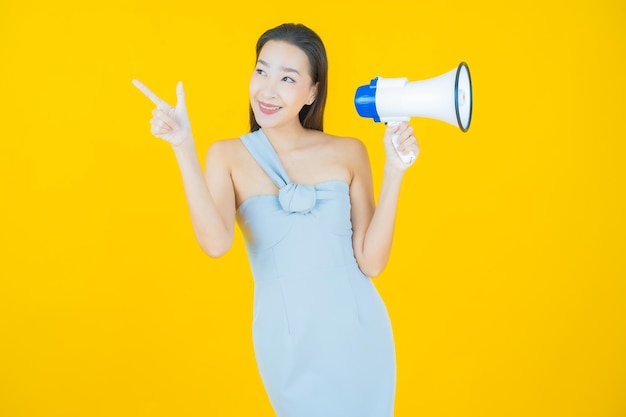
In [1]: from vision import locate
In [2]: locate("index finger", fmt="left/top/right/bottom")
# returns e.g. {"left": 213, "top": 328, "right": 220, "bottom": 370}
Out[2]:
{"left": 132, "top": 79, "right": 170, "bottom": 108}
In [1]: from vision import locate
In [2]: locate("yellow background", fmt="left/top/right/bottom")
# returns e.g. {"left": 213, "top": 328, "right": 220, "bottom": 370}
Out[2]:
{"left": 1, "top": 0, "right": 624, "bottom": 416}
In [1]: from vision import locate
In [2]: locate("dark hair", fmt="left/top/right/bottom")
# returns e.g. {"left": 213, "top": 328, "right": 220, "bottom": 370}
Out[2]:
{"left": 249, "top": 23, "right": 328, "bottom": 132}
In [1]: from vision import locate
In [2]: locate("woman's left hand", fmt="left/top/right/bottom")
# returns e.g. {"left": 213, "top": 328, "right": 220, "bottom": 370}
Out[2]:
{"left": 382, "top": 122, "right": 420, "bottom": 171}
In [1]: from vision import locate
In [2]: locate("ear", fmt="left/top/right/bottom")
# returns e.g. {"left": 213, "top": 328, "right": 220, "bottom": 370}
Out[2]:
{"left": 307, "top": 82, "right": 318, "bottom": 105}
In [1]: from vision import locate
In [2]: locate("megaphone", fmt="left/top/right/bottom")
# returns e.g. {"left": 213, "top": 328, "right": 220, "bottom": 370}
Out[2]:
{"left": 354, "top": 62, "right": 473, "bottom": 163}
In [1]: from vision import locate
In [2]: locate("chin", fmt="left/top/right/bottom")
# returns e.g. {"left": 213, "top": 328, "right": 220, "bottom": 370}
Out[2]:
{"left": 254, "top": 115, "right": 282, "bottom": 130}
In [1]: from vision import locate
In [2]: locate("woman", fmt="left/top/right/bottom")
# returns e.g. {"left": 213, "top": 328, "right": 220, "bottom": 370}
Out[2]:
{"left": 133, "top": 23, "right": 419, "bottom": 417}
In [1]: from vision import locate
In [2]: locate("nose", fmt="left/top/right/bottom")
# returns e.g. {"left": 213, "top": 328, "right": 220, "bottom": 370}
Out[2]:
{"left": 259, "top": 77, "right": 278, "bottom": 100}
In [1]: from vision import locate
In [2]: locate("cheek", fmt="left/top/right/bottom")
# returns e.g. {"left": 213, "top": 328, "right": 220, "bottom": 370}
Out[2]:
{"left": 281, "top": 86, "right": 305, "bottom": 104}
{"left": 249, "top": 76, "right": 262, "bottom": 98}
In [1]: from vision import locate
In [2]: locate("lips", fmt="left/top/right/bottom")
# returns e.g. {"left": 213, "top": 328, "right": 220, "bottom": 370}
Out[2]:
{"left": 258, "top": 101, "right": 282, "bottom": 115}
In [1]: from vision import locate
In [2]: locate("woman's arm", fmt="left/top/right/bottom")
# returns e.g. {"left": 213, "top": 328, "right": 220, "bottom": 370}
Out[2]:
{"left": 132, "top": 80, "right": 235, "bottom": 258}
{"left": 349, "top": 122, "right": 420, "bottom": 277}
{"left": 173, "top": 140, "right": 235, "bottom": 258}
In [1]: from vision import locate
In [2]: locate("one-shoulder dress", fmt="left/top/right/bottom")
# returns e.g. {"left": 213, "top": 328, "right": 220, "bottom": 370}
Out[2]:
{"left": 235, "top": 129, "right": 396, "bottom": 417}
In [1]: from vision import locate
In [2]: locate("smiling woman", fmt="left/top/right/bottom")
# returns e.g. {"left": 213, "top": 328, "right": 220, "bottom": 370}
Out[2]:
{"left": 133, "top": 23, "right": 420, "bottom": 417}
{"left": 1, "top": 0, "right": 624, "bottom": 415}
{"left": 249, "top": 23, "right": 328, "bottom": 133}
{"left": 249, "top": 41, "right": 319, "bottom": 135}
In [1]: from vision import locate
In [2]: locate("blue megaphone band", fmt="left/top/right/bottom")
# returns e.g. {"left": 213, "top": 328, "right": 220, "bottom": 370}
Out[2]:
{"left": 354, "top": 77, "right": 381, "bottom": 122}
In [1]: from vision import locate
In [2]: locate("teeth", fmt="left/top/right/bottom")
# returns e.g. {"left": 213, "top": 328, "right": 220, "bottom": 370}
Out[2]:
{"left": 260, "top": 103, "right": 280, "bottom": 111}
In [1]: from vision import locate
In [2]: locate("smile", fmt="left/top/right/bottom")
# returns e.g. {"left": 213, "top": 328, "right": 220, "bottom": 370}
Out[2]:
{"left": 258, "top": 102, "right": 282, "bottom": 114}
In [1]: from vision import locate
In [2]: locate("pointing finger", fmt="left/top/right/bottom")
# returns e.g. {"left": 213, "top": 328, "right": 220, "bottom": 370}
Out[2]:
{"left": 176, "top": 81, "right": 187, "bottom": 111}
{"left": 132, "top": 79, "right": 170, "bottom": 109}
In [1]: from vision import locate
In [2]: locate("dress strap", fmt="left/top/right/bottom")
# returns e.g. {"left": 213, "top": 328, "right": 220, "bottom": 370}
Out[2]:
{"left": 240, "top": 129, "right": 318, "bottom": 214}
{"left": 239, "top": 129, "right": 290, "bottom": 189}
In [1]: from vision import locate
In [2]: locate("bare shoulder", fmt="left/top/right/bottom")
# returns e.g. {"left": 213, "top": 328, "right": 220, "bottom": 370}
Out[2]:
{"left": 310, "top": 131, "right": 368, "bottom": 157}
{"left": 207, "top": 137, "right": 243, "bottom": 157}
{"left": 322, "top": 132, "right": 370, "bottom": 167}
{"left": 307, "top": 132, "right": 371, "bottom": 185}
{"left": 205, "top": 136, "right": 249, "bottom": 167}
{"left": 339, "top": 135, "right": 368, "bottom": 156}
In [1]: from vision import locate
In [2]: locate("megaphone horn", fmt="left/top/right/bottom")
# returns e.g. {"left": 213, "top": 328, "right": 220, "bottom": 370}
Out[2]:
{"left": 354, "top": 62, "right": 473, "bottom": 132}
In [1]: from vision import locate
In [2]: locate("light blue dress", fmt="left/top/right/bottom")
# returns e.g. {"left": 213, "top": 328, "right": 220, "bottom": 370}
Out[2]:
{"left": 236, "top": 129, "right": 396, "bottom": 417}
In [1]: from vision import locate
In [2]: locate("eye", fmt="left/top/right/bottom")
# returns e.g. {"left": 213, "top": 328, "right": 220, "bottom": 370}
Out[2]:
{"left": 256, "top": 69, "right": 266, "bottom": 76}
{"left": 283, "top": 76, "right": 295, "bottom": 83}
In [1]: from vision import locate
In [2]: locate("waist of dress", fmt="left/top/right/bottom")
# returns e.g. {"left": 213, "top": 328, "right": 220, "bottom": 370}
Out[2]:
{"left": 250, "top": 256, "right": 365, "bottom": 283}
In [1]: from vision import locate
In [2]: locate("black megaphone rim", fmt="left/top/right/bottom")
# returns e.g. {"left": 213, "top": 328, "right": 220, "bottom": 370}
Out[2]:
{"left": 454, "top": 61, "right": 473, "bottom": 132}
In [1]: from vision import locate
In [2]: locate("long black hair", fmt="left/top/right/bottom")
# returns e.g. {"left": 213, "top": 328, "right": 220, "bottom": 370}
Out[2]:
{"left": 249, "top": 23, "right": 328, "bottom": 132}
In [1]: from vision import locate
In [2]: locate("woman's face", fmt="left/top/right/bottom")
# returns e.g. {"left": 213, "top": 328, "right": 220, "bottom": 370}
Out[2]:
{"left": 249, "top": 40, "right": 318, "bottom": 130}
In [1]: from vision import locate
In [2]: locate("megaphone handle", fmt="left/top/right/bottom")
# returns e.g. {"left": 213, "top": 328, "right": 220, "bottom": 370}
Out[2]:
{"left": 387, "top": 121, "right": 417, "bottom": 165}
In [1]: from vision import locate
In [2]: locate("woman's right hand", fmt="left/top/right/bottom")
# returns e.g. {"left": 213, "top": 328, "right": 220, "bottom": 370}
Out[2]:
{"left": 132, "top": 79, "right": 192, "bottom": 147}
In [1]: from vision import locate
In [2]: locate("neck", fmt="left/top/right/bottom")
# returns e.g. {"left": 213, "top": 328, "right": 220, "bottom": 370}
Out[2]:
{"left": 261, "top": 122, "right": 309, "bottom": 151}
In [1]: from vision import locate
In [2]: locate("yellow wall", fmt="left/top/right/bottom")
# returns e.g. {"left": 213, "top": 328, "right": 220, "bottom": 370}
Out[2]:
{"left": 1, "top": 1, "right": 624, "bottom": 416}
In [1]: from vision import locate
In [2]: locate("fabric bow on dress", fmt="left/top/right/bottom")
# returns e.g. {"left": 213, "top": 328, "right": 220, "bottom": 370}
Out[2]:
{"left": 278, "top": 183, "right": 317, "bottom": 214}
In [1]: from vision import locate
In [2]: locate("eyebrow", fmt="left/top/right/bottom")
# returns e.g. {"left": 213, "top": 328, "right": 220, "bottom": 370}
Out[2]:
{"left": 257, "top": 59, "right": 301, "bottom": 75}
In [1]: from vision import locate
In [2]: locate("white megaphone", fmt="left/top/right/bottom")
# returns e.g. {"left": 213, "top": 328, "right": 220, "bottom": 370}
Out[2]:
{"left": 354, "top": 62, "right": 473, "bottom": 163}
